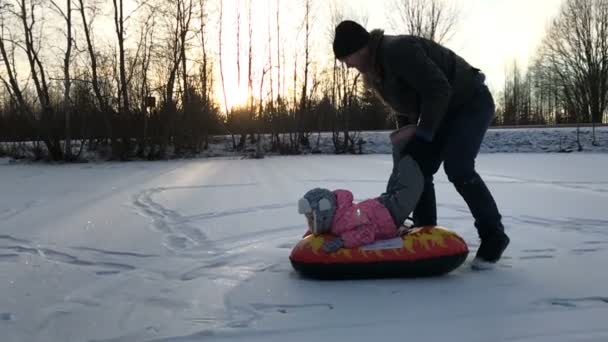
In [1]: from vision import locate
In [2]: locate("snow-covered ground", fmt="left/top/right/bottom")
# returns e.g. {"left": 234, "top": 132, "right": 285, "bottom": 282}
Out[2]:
{"left": 140, "top": 125, "right": 608, "bottom": 156}
{"left": 344, "top": 126, "right": 608, "bottom": 154}
{"left": 1, "top": 152, "right": 608, "bottom": 342}
{"left": 2, "top": 126, "right": 607, "bottom": 162}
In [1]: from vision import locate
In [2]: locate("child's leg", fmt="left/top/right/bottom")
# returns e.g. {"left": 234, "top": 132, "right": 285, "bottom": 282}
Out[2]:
{"left": 378, "top": 156, "right": 424, "bottom": 226}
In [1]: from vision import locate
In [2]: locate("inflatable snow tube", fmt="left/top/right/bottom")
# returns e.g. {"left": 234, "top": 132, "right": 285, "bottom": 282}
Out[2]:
{"left": 290, "top": 226, "right": 469, "bottom": 279}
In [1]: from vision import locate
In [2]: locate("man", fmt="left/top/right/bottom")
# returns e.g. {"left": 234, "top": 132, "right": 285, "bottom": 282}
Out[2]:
{"left": 332, "top": 20, "right": 509, "bottom": 269}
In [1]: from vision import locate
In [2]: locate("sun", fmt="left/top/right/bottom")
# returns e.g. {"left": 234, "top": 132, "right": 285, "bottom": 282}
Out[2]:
{"left": 219, "top": 81, "right": 252, "bottom": 112}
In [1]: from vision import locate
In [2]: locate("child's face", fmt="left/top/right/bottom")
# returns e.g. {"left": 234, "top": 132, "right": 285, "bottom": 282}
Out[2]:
{"left": 305, "top": 212, "right": 330, "bottom": 236}
{"left": 305, "top": 215, "right": 315, "bottom": 234}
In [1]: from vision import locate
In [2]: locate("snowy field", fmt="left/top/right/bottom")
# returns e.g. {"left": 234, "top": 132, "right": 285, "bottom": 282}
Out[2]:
{"left": 1, "top": 151, "right": 608, "bottom": 341}
{"left": 176, "top": 125, "right": 608, "bottom": 156}
{"left": 1, "top": 126, "right": 608, "bottom": 163}
{"left": 351, "top": 125, "right": 608, "bottom": 154}
{"left": 150, "top": 125, "right": 608, "bottom": 156}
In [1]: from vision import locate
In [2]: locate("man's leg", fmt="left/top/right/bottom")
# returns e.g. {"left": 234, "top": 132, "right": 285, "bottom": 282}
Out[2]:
{"left": 413, "top": 175, "right": 438, "bottom": 226}
{"left": 441, "top": 85, "right": 509, "bottom": 264}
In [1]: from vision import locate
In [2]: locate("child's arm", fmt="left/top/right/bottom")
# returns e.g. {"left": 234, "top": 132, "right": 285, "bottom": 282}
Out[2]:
{"left": 323, "top": 207, "right": 375, "bottom": 252}
{"left": 340, "top": 223, "right": 376, "bottom": 248}
{"left": 322, "top": 223, "right": 376, "bottom": 252}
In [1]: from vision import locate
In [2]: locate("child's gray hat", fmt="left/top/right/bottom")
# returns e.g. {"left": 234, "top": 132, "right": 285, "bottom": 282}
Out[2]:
{"left": 298, "top": 188, "right": 337, "bottom": 235}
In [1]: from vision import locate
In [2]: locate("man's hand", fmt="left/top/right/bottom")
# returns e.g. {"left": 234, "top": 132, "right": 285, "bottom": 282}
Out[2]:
{"left": 402, "top": 130, "right": 437, "bottom": 175}
{"left": 405, "top": 135, "right": 433, "bottom": 157}
{"left": 389, "top": 125, "right": 417, "bottom": 146}
{"left": 390, "top": 124, "right": 418, "bottom": 174}
{"left": 323, "top": 238, "right": 345, "bottom": 253}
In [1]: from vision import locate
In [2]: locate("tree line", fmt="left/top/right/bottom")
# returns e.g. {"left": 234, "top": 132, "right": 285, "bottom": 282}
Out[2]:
{"left": 496, "top": 0, "right": 608, "bottom": 147}
{"left": 0, "top": 0, "right": 606, "bottom": 161}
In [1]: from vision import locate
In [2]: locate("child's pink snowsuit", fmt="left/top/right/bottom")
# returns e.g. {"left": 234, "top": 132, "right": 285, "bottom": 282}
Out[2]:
{"left": 330, "top": 189, "right": 398, "bottom": 248}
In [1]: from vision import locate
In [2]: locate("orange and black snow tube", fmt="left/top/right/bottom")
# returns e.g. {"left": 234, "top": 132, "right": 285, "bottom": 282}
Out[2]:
{"left": 289, "top": 226, "right": 469, "bottom": 279}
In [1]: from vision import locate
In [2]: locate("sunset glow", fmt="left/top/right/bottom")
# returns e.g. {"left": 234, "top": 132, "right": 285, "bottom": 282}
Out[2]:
{"left": 211, "top": 0, "right": 565, "bottom": 112}
{"left": 3, "top": 0, "right": 565, "bottom": 113}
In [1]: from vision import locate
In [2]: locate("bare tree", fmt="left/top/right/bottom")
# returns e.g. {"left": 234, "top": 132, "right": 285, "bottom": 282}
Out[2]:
{"left": 253, "top": 59, "right": 270, "bottom": 159}
{"left": 132, "top": 2, "right": 157, "bottom": 157}
{"left": 178, "top": 0, "right": 193, "bottom": 105}
{"left": 499, "top": 59, "right": 538, "bottom": 126}
{"left": 217, "top": 0, "right": 234, "bottom": 148}
{"left": 389, "top": 0, "right": 459, "bottom": 44}
{"left": 326, "top": 2, "right": 366, "bottom": 153}
{"left": 1, "top": 7, "right": 38, "bottom": 158}
{"left": 297, "top": 0, "right": 312, "bottom": 147}
{"left": 113, "top": 0, "right": 130, "bottom": 113}
{"left": 0, "top": 10, "right": 27, "bottom": 117}
{"left": 50, "top": 0, "right": 74, "bottom": 159}
{"left": 14, "top": 0, "right": 64, "bottom": 160}
{"left": 243, "top": 0, "right": 253, "bottom": 148}
{"left": 217, "top": 0, "right": 228, "bottom": 115}
{"left": 266, "top": 2, "right": 273, "bottom": 107}
{"left": 164, "top": 4, "right": 182, "bottom": 105}
{"left": 275, "top": 0, "right": 281, "bottom": 100}
{"left": 155, "top": 0, "right": 186, "bottom": 156}
{"left": 247, "top": 0, "right": 253, "bottom": 109}
{"left": 2, "top": 0, "right": 225, "bottom": 161}
{"left": 541, "top": 0, "right": 608, "bottom": 145}
{"left": 198, "top": 0, "right": 213, "bottom": 149}
{"left": 77, "top": 0, "right": 113, "bottom": 142}
{"left": 198, "top": 0, "right": 209, "bottom": 104}
{"left": 236, "top": 0, "right": 241, "bottom": 91}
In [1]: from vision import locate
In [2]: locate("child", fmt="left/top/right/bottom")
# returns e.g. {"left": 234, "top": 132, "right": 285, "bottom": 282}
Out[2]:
{"left": 298, "top": 125, "right": 424, "bottom": 252}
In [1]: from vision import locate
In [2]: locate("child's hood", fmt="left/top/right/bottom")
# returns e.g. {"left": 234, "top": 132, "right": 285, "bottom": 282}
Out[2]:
{"left": 333, "top": 189, "right": 354, "bottom": 209}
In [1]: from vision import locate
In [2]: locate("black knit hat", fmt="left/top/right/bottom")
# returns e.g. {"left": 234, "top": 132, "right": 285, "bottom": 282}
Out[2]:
{"left": 333, "top": 20, "right": 370, "bottom": 59}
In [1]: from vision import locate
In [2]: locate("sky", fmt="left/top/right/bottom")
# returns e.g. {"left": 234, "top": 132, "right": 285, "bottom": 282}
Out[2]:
{"left": 211, "top": 0, "right": 565, "bottom": 109}
{"left": 326, "top": 0, "right": 564, "bottom": 92}
{"left": 420, "top": 0, "right": 564, "bottom": 92}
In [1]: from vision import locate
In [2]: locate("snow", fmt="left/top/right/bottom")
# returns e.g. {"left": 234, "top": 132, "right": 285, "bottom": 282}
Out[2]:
{"left": 330, "top": 126, "right": 608, "bottom": 154}
{"left": 1, "top": 150, "right": 608, "bottom": 341}
{"left": 2, "top": 126, "right": 608, "bottom": 163}
{"left": 201, "top": 126, "right": 608, "bottom": 155}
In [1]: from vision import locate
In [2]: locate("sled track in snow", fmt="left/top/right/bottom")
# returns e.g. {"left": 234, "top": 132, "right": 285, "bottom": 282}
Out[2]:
{"left": 0, "top": 243, "right": 138, "bottom": 275}
{"left": 485, "top": 173, "right": 608, "bottom": 195}
{"left": 131, "top": 183, "right": 304, "bottom": 284}
{"left": 0, "top": 234, "right": 31, "bottom": 244}
{"left": 0, "top": 200, "right": 38, "bottom": 220}
{"left": 126, "top": 182, "right": 326, "bottom": 333}
{"left": 131, "top": 183, "right": 304, "bottom": 255}
{"left": 130, "top": 184, "right": 261, "bottom": 254}
{"left": 437, "top": 202, "right": 608, "bottom": 237}
{"left": 0, "top": 233, "right": 153, "bottom": 275}
{"left": 436, "top": 202, "right": 608, "bottom": 266}
{"left": 534, "top": 297, "right": 608, "bottom": 309}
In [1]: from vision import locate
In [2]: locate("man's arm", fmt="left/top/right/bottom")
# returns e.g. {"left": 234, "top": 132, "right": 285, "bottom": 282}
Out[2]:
{"left": 385, "top": 39, "right": 452, "bottom": 141}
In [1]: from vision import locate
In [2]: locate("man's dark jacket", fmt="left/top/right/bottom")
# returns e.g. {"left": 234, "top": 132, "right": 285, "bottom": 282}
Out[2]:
{"left": 363, "top": 30, "right": 485, "bottom": 139}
